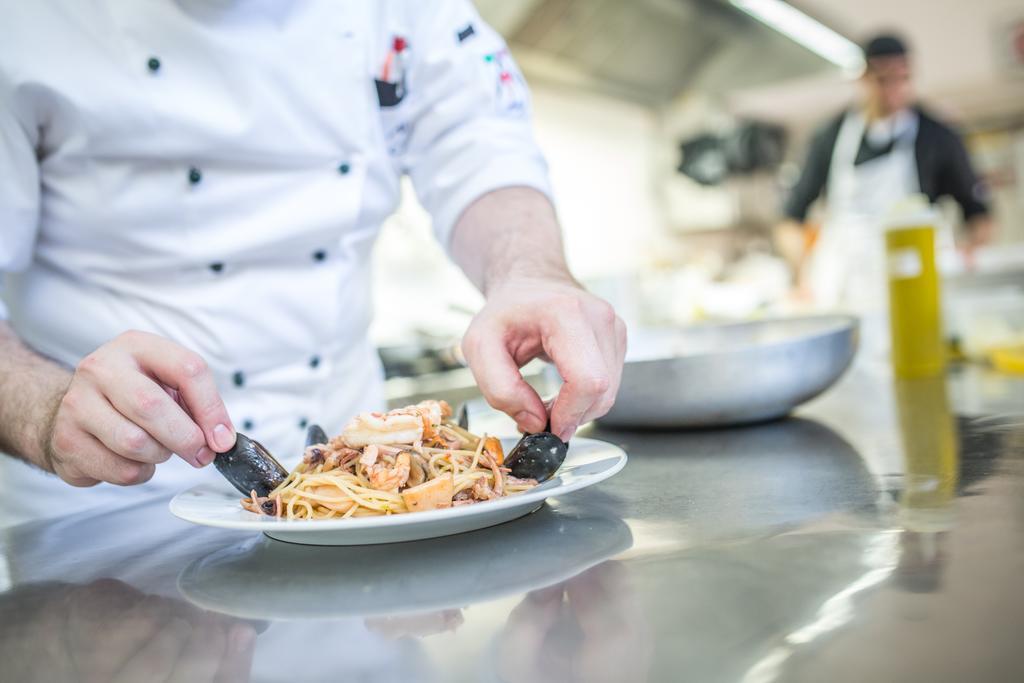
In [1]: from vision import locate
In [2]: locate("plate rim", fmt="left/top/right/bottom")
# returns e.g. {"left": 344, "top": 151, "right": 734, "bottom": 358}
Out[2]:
{"left": 168, "top": 437, "right": 627, "bottom": 532}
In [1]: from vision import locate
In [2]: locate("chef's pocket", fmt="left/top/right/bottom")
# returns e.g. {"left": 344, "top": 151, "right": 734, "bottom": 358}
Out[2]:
{"left": 374, "top": 78, "right": 406, "bottom": 108}
{"left": 374, "top": 78, "right": 412, "bottom": 158}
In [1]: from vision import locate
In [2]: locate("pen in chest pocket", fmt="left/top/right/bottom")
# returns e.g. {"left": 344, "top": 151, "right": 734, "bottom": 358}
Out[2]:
{"left": 381, "top": 35, "right": 408, "bottom": 98}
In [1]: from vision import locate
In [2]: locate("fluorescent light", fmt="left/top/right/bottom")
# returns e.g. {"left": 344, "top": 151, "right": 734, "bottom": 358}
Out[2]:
{"left": 730, "top": 0, "right": 865, "bottom": 75}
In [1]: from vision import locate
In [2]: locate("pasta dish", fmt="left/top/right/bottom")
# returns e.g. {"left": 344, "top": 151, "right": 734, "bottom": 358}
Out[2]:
{"left": 241, "top": 401, "right": 539, "bottom": 519}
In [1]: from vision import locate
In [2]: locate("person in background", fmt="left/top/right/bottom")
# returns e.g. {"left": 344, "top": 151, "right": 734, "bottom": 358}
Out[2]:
{"left": 775, "top": 33, "right": 994, "bottom": 308}
{"left": 0, "top": 1, "right": 626, "bottom": 523}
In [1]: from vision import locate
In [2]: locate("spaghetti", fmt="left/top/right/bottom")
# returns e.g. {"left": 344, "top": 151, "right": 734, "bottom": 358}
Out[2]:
{"left": 241, "top": 400, "right": 538, "bottom": 519}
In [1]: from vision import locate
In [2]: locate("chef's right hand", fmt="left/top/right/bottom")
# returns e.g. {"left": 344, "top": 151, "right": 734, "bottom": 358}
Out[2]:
{"left": 44, "top": 330, "right": 236, "bottom": 487}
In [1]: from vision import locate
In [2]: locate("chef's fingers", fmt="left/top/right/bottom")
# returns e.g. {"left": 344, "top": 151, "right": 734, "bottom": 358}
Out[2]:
{"left": 580, "top": 313, "right": 626, "bottom": 425}
{"left": 545, "top": 314, "right": 609, "bottom": 442}
{"left": 51, "top": 431, "right": 156, "bottom": 486}
{"left": 118, "top": 331, "right": 236, "bottom": 453}
{"left": 102, "top": 369, "right": 213, "bottom": 468}
{"left": 71, "top": 390, "right": 172, "bottom": 465}
{"left": 462, "top": 327, "right": 548, "bottom": 434}
{"left": 52, "top": 458, "right": 102, "bottom": 487}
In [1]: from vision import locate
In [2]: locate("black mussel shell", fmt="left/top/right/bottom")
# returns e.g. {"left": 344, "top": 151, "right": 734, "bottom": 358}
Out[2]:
{"left": 504, "top": 432, "right": 568, "bottom": 482}
{"left": 214, "top": 433, "right": 288, "bottom": 497}
{"left": 305, "top": 424, "right": 329, "bottom": 448}
{"left": 456, "top": 403, "right": 470, "bottom": 430}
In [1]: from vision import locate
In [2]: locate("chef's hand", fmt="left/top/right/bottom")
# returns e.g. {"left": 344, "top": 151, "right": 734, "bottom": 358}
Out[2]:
{"left": 961, "top": 215, "right": 995, "bottom": 270}
{"left": 450, "top": 188, "right": 626, "bottom": 441}
{"left": 461, "top": 275, "right": 626, "bottom": 442}
{"left": 43, "top": 330, "right": 236, "bottom": 486}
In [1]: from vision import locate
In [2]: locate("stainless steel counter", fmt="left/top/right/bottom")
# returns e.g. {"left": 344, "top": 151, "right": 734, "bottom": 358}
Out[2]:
{"left": 2, "top": 365, "right": 1022, "bottom": 682}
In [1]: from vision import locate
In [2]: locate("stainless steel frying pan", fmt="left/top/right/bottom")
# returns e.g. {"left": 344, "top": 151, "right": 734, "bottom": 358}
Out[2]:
{"left": 597, "top": 315, "right": 858, "bottom": 428}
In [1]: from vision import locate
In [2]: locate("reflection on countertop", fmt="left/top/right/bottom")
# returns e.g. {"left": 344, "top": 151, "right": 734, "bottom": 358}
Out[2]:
{"left": 177, "top": 505, "right": 632, "bottom": 621}
{"left": 1, "top": 365, "right": 1023, "bottom": 682}
{"left": 0, "top": 578, "right": 258, "bottom": 682}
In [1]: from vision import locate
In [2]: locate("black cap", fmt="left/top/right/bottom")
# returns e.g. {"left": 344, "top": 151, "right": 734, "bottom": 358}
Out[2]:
{"left": 863, "top": 34, "right": 908, "bottom": 60}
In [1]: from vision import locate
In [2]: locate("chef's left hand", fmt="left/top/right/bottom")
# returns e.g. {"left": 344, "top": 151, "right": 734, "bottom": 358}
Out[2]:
{"left": 461, "top": 275, "right": 626, "bottom": 441}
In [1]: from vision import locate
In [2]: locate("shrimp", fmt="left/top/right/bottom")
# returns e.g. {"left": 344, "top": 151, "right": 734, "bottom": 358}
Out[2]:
{"left": 392, "top": 400, "right": 448, "bottom": 440}
{"left": 360, "top": 444, "right": 381, "bottom": 467}
{"left": 342, "top": 411, "right": 423, "bottom": 448}
{"left": 366, "top": 452, "right": 411, "bottom": 491}
{"left": 343, "top": 401, "right": 453, "bottom": 447}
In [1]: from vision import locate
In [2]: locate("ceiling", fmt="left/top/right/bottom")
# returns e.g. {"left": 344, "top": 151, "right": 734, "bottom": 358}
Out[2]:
{"left": 730, "top": 0, "right": 1024, "bottom": 127}
{"left": 475, "top": 0, "right": 837, "bottom": 107}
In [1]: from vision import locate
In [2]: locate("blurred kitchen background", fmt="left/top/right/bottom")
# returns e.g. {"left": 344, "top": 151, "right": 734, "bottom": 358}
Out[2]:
{"left": 371, "top": 0, "right": 1024, "bottom": 396}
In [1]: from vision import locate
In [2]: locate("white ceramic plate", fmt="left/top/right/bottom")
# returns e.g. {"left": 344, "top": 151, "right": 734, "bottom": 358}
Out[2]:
{"left": 169, "top": 437, "right": 627, "bottom": 545}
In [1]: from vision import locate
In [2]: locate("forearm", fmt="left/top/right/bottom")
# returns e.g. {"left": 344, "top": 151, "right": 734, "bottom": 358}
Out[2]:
{"left": 450, "top": 186, "right": 625, "bottom": 439}
{"left": 966, "top": 214, "right": 995, "bottom": 246}
{"left": 0, "top": 322, "right": 71, "bottom": 469}
{"left": 773, "top": 219, "right": 809, "bottom": 271}
{"left": 450, "top": 187, "right": 576, "bottom": 295}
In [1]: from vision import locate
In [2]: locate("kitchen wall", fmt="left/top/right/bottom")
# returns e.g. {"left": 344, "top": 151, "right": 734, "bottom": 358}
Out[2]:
{"left": 530, "top": 86, "right": 663, "bottom": 280}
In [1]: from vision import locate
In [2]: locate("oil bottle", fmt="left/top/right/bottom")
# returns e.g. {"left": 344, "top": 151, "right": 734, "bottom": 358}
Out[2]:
{"left": 885, "top": 195, "right": 944, "bottom": 378}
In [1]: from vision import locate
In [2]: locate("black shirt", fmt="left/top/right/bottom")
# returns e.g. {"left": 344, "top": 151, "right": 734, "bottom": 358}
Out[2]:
{"left": 783, "top": 105, "right": 989, "bottom": 223}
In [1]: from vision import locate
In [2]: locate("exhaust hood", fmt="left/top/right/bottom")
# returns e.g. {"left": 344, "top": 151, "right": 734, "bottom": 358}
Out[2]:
{"left": 475, "top": 0, "right": 843, "bottom": 106}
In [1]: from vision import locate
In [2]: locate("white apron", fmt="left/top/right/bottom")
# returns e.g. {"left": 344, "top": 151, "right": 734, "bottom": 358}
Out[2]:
{"left": 806, "top": 110, "right": 920, "bottom": 359}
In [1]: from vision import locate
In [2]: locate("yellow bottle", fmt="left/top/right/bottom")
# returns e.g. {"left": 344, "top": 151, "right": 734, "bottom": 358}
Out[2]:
{"left": 885, "top": 196, "right": 944, "bottom": 378}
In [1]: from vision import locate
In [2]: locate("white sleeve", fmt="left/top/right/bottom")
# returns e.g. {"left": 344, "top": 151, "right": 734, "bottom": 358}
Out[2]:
{"left": 399, "top": 1, "right": 552, "bottom": 250}
{"left": 0, "top": 66, "right": 41, "bottom": 320}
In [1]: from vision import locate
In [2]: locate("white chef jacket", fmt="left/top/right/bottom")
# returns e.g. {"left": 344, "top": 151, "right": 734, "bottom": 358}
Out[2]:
{"left": 0, "top": 0, "right": 551, "bottom": 523}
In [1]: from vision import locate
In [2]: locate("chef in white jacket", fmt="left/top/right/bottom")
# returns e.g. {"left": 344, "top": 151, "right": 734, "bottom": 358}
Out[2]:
{"left": 0, "top": 0, "right": 626, "bottom": 522}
